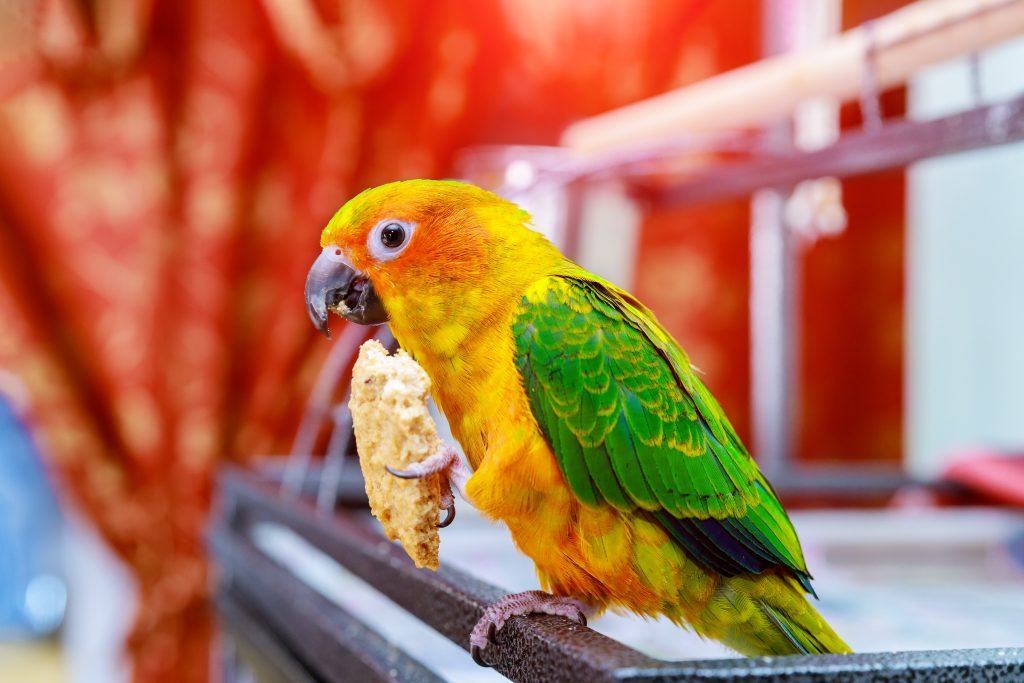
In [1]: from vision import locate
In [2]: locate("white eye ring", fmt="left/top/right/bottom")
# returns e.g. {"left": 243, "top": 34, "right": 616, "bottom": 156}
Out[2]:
{"left": 367, "top": 219, "right": 415, "bottom": 261}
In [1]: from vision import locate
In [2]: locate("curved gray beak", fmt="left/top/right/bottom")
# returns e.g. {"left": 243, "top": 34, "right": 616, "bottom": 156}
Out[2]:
{"left": 304, "top": 250, "right": 388, "bottom": 338}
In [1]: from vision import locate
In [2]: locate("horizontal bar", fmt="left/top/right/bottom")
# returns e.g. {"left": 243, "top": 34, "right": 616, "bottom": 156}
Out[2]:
{"left": 615, "top": 648, "right": 1024, "bottom": 682}
{"left": 651, "top": 93, "right": 1024, "bottom": 207}
{"left": 245, "top": 458, "right": 937, "bottom": 505}
{"left": 210, "top": 521, "right": 443, "bottom": 683}
{"left": 218, "top": 468, "right": 1024, "bottom": 682}
{"left": 252, "top": 458, "right": 369, "bottom": 507}
{"left": 562, "top": 0, "right": 1024, "bottom": 150}
{"left": 216, "top": 587, "right": 320, "bottom": 683}
{"left": 221, "top": 468, "right": 652, "bottom": 683}
{"left": 770, "top": 467, "right": 914, "bottom": 497}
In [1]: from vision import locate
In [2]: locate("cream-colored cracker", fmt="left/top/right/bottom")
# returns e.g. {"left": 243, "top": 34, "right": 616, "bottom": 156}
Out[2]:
{"left": 349, "top": 339, "right": 443, "bottom": 570}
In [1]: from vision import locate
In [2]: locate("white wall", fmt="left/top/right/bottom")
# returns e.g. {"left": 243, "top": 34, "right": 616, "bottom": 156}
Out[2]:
{"left": 62, "top": 513, "right": 136, "bottom": 683}
{"left": 907, "top": 38, "right": 1024, "bottom": 476}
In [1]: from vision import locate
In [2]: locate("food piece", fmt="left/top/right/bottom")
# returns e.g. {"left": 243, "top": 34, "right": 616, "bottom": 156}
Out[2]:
{"left": 349, "top": 339, "right": 443, "bottom": 570}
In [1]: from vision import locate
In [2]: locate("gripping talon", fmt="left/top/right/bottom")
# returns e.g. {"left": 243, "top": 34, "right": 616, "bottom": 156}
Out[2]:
{"left": 486, "top": 621, "right": 497, "bottom": 645}
{"left": 471, "top": 644, "right": 493, "bottom": 668}
{"left": 437, "top": 503, "right": 456, "bottom": 528}
{"left": 575, "top": 610, "right": 587, "bottom": 627}
{"left": 385, "top": 464, "right": 421, "bottom": 479}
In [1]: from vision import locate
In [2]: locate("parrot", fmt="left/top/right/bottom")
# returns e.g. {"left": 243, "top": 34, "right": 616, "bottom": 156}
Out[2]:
{"left": 304, "top": 179, "right": 851, "bottom": 665}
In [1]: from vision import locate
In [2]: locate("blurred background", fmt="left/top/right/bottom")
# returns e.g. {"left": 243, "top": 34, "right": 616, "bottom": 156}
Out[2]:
{"left": 0, "top": 0, "right": 1022, "bottom": 681}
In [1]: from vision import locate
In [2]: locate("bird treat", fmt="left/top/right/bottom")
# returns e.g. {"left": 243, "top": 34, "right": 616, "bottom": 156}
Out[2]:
{"left": 349, "top": 339, "right": 443, "bottom": 570}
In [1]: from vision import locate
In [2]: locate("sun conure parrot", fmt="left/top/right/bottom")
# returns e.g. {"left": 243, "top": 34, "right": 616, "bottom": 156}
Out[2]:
{"left": 304, "top": 179, "right": 851, "bottom": 665}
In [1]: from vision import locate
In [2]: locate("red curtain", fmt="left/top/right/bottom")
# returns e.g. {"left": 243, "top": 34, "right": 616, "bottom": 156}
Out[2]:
{"left": 0, "top": 1, "right": 728, "bottom": 680}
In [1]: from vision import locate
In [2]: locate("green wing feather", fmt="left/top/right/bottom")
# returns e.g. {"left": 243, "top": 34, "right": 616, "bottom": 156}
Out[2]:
{"left": 513, "top": 273, "right": 812, "bottom": 587}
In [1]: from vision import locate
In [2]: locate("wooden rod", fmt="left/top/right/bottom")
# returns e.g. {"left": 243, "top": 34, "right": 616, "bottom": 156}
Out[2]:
{"left": 561, "top": 0, "right": 1024, "bottom": 152}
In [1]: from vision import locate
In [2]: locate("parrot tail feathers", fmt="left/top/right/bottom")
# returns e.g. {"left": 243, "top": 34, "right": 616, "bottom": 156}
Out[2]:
{"left": 760, "top": 602, "right": 847, "bottom": 655}
{"left": 700, "top": 573, "right": 852, "bottom": 656}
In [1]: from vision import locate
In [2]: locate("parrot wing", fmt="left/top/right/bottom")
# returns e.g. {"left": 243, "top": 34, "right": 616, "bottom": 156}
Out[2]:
{"left": 512, "top": 273, "right": 813, "bottom": 588}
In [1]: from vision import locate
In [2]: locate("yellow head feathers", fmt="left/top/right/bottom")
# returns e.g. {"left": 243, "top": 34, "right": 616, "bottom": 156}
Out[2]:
{"left": 321, "top": 180, "right": 557, "bottom": 306}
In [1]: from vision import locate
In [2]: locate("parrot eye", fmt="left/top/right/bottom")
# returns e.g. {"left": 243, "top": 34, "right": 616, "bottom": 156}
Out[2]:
{"left": 367, "top": 219, "right": 415, "bottom": 261}
{"left": 380, "top": 223, "right": 406, "bottom": 248}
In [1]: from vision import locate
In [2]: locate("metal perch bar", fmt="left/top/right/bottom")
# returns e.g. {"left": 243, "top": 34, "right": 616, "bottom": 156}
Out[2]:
{"left": 454, "top": 91, "right": 1024, "bottom": 213}
{"left": 214, "top": 468, "right": 1024, "bottom": 682}
{"left": 212, "top": 523, "right": 443, "bottom": 683}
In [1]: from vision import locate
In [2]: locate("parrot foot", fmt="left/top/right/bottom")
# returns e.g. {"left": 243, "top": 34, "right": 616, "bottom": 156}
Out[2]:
{"left": 468, "top": 590, "right": 589, "bottom": 667}
{"left": 386, "top": 444, "right": 471, "bottom": 528}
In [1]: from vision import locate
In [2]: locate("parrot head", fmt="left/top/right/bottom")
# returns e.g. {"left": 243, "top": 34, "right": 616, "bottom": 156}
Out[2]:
{"left": 305, "top": 179, "right": 558, "bottom": 340}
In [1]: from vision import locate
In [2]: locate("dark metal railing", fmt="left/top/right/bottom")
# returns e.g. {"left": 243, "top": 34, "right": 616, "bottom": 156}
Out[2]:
{"left": 211, "top": 66, "right": 1024, "bottom": 683}
{"left": 211, "top": 468, "right": 1024, "bottom": 682}
{"left": 648, "top": 92, "right": 1024, "bottom": 209}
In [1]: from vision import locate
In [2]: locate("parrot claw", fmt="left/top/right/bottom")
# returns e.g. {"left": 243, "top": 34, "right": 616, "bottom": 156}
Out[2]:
{"left": 486, "top": 621, "right": 498, "bottom": 644}
{"left": 384, "top": 442, "right": 459, "bottom": 480}
{"left": 470, "top": 622, "right": 499, "bottom": 666}
{"left": 470, "top": 644, "right": 494, "bottom": 668}
{"left": 385, "top": 444, "right": 473, "bottom": 529}
{"left": 437, "top": 501, "right": 456, "bottom": 528}
{"left": 468, "top": 590, "right": 591, "bottom": 668}
{"left": 384, "top": 464, "right": 415, "bottom": 479}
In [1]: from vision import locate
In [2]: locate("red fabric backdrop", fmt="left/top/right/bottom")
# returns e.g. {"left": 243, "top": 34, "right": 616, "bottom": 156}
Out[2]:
{"left": 0, "top": 1, "right": 904, "bottom": 680}
{"left": 0, "top": 1, "right": 732, "bottom": 679}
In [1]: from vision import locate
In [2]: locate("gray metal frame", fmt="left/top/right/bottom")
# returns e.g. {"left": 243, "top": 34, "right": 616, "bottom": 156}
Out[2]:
{"left": 455, "top": 91, "right": 1024, "bottom": 498}
{"left": 659, "top": 92, "right": 1024, "bottom": 497}
{"left": 212, "top": 469, "right": 1024, "bottom": 683}
{"left": 215, "top": 36, "right": 1024, "bottom": 683}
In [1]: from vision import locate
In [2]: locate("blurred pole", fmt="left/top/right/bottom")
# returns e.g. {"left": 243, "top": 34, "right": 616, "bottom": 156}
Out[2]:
{"left": 750, "top": 188, "right": 796, "bottom": 483}
{"left": 283, "top": 322, "right": 372, "bottom": 499}
{"left": 750, "top": 0, "right": 803, "bottom": 482}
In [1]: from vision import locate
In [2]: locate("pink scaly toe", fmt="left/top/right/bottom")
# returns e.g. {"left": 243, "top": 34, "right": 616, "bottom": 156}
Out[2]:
{"left": 469, "top": 590, "right": 589, "bottom": 667}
